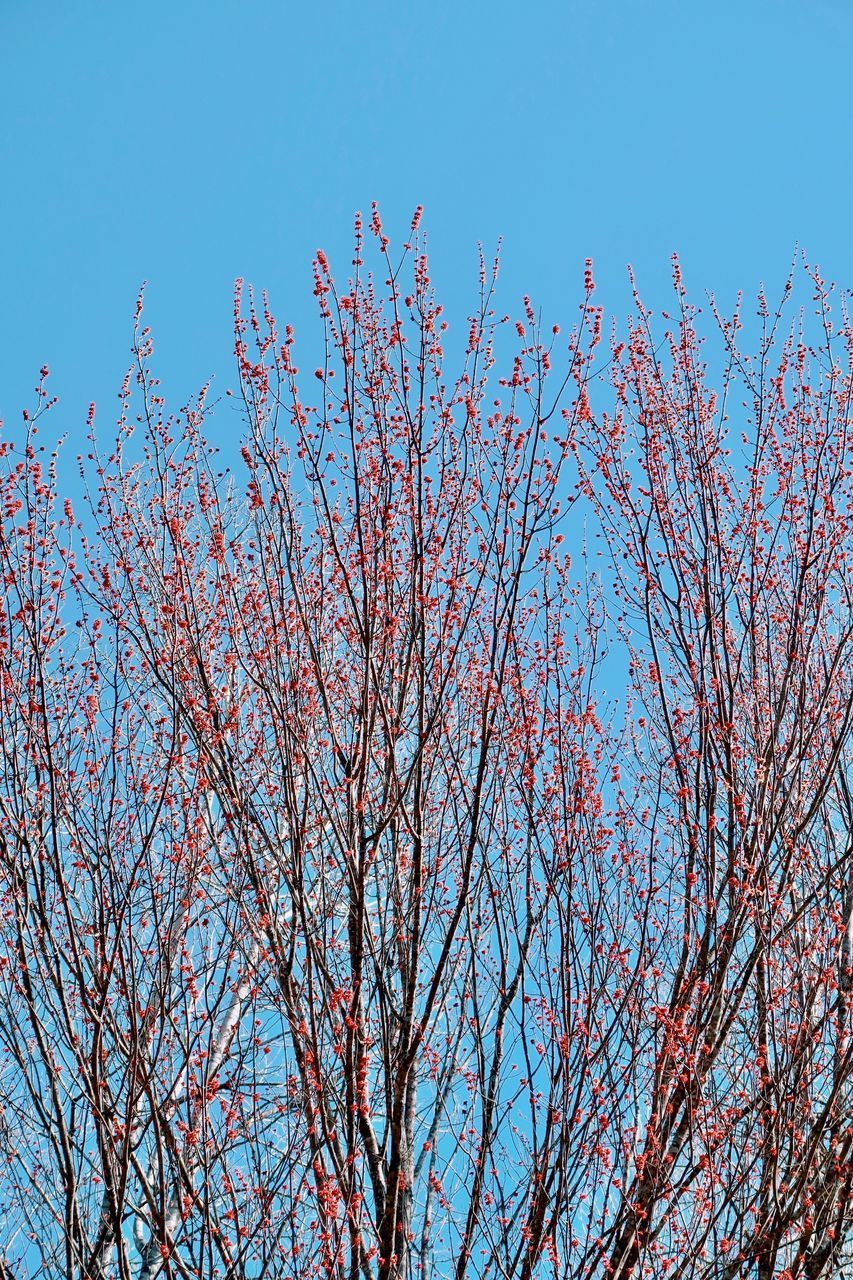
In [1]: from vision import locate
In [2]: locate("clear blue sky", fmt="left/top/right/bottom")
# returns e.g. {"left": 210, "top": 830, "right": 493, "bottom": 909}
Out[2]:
{"left": 2, "top": 0, "right": 852, "bottom": 441}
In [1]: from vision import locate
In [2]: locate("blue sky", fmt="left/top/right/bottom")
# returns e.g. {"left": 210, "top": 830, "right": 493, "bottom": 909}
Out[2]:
{"left": 2, "top": 0, "right": 852, "bottom": 442}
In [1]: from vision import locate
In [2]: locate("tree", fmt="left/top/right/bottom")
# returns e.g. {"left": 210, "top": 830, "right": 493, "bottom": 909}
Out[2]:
{"left": 0, "top": 213, "right": 851, "bottom": 1280}
{"left": 574, "top": 262, "right": 853, "bottom": 1279}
